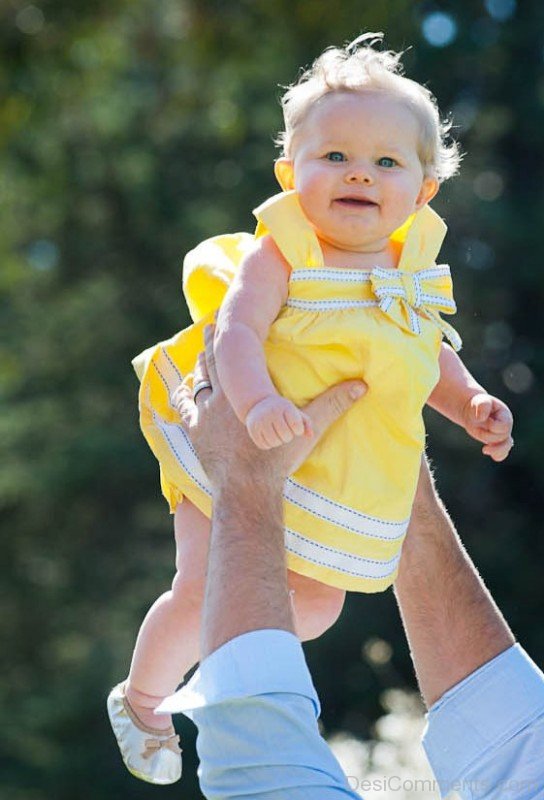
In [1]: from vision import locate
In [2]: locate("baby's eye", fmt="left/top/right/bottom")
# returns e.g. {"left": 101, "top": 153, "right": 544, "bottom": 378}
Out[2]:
{"left": 378, "top": 156, "right": 398, "bottom": 168}
{"left": 325, "top": 151, "right": 346, "bottom": 162}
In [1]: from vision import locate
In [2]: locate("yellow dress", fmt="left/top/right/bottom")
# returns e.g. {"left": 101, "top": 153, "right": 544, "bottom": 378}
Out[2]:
{"left": 133, "top": 191, "right": 461, "bottom": 593}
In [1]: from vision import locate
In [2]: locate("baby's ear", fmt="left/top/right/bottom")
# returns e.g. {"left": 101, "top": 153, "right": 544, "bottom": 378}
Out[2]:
{"left": 415, "top": 176, "right": 439, "bottom": 209}
{"left": 274, "top": 158, "right": 295, "bottom": 191}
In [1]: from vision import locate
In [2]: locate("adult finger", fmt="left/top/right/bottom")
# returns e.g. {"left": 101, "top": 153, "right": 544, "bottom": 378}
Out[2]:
{"left": 203, "top": 324, "right": 220, "bottom": 388}
{"left": 171, "top": 381, "right": 187, "bottom": 412}
{"left": 279, "top": 381, "right": 365, "bottom": 475}
{"left": 166, "top": 380, "right": 194, "bottom": 427}
{"left": 304, "top": 380, "right": 367, "bottom": 438}
{"left": 193, "top": 350, "right": 210, "bottom": 388}
{"left": 302, "top": 413, "right": 314, "bottom": 438}
{"left": 176, "top": 385, "right": 197, "bottom": 426}
{"left": 191, "top": 328, "right": 216, "bottom": 406}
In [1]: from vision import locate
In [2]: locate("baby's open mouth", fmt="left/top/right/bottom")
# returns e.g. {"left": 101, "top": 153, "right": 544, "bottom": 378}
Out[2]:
{"left": 335, "top": 196, "right": 378, "bottom": 207}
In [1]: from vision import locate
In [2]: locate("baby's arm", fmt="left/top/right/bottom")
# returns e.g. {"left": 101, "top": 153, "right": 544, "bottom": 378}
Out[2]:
{"left": 214, "top": 235, "right": 312, "bottom": 450}
{"left": 427, "top": 343, "right": 514, "bottom": 462}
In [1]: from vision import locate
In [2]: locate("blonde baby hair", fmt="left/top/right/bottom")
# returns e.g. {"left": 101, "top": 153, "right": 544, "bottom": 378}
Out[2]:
{"left": 276, "top": 32, "right": 461, "bottom": 183}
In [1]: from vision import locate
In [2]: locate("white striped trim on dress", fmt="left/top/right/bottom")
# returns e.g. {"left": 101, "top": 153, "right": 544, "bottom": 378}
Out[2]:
{"left": 371, "top": 279, "right": 457, "bottom": 313}
{"left": 420, "top": 294, "right": 456, "bottom": 310}
{"left": 286, "top": 298, "right": 379, "bottom": 311}
{"left": 291, "top": 269, "right": 373, "bottom": 283}
{"left": 291, "top": 265, "right": 451, "bottom": 283}
{"left": 151, "top": 349, "right": 409, "bottom": 537}
{"left": 150, "top": 410, "right": 402, "bottom": 582}
{"left": 373, "top": 265, "right": 452, "bottom": 282}
{"left": 152, "top": 409, "right": 210, "bottom": 495}
{"left": 151, "top": 400, "right": 409, "bottom": 543}
{"left": 412, "top": 265, "right": 452, "bottom": 279}
{"left": 424, "top": 309, "right": 463, "bottom": 351}
{"left": 285, "top": 529, "right": 401, "bottom": 580}
{"left": 382, "top": 299, "right": 423, "bottom": 334}
{"left": 285, "top": 477, "right": 407, "bottom": 540}
{"left": 157, "top": 347, "right": 186, "bottom": 396}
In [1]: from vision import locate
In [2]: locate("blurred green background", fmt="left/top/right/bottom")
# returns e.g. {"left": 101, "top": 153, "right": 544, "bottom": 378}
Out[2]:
{"left": 1, "top": 0, "right": 543, "bottom": 797}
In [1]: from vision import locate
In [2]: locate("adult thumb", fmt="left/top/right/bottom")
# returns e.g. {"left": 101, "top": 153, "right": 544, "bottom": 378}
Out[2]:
{"left": 304, "top": 380, "right": 367, "bottom": 437}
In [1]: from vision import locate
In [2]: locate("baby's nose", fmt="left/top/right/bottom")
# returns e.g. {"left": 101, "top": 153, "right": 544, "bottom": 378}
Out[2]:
{"left": 345, "top": 164, "right": 373, "bottom": 184}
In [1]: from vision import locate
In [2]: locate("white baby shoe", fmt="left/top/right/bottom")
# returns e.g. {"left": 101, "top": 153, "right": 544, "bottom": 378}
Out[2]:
{"left": 107, "top": 682, "right": 182, "bottom": 785}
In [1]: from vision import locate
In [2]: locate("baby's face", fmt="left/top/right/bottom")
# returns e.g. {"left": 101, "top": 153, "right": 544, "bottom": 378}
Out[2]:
{"left": 280, "top": 91, "right": 437, "bottom": 254}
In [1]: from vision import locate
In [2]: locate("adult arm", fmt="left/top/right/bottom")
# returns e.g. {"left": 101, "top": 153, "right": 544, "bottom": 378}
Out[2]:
{"left": 395, "top": 460, "right": 544, "bottom": 798}
{"left": 164, "top": 331, "right": 544, "bottom": 800}
{"left": 395, "top": 458, "right": 515, "bottom": 706}
{"left": 159, "top": 326, "right": 366, "bottom": 798}
{"left": 172, "top": 326, "right": 366, "bottom": 656}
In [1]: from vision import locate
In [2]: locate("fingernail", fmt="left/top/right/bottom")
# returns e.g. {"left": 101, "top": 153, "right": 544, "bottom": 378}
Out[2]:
{"left": 350, "top": 384, "right": 366, "bottom": 399}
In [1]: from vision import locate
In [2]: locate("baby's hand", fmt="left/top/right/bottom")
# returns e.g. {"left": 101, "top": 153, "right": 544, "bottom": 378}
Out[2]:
{"left": 462, "top": 393, "right": 514, "bottom": 462}
{"left": 246, "top": 395, "right": 313, "bottom": 450}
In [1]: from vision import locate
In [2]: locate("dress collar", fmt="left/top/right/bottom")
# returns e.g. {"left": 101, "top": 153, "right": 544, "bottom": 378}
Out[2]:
{"left": 253, "top": 190, "right": 447, "bottom": 271}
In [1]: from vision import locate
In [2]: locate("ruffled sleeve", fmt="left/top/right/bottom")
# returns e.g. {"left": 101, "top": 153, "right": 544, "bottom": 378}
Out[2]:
{"left": 182, "top": 232, "right": 255, "bottom": 322}
{"left": 253, "top": 191, "right": 324, "bottom": 269}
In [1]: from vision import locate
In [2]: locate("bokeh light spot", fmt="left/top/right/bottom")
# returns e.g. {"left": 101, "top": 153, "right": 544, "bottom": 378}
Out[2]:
{"left": 16, "top": 5, "right": 45, "bottom": 35}
{"left": 473, "top": 170, "right": 504, "bottom": 201}
{"left": 158, "top": 2, "right": 191, "bottom": 39}
{"left": 461, "top": 237, "right": 495, "bottom": 270}
{"left": 485, "top": 0, "right": 516, "bottom": 22}
{"left": 363, "top": 637, "right": 393, "bottom": 666}
{"left": 484, "top": 321, "right": 513, "bottom": 351}
{"left": 502, "top": 362, "right": 534, "bottom": 393}
{"left": 421, "top": 12, "right": 458, "bottom": 48}
{"left": 27, "top": 240, "right": 59, "bottom": 271}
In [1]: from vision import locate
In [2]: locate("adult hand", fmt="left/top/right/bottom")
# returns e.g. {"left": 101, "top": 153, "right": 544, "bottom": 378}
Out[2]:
{"left": 171, "top": 325, "right": 367, "bottom": 490}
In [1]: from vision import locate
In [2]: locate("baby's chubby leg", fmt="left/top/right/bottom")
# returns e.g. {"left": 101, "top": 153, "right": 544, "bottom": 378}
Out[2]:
{"left": 287, "top": 570, "right": 346, "bottom": 641}
{"left": 125, "top": 500, "right": 209, "bottom": 729}
{"left": 124, "top": 506, "right": 343, "bottom": 729}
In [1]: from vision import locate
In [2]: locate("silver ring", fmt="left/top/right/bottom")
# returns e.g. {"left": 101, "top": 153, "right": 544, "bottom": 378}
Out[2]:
{"left": 192, "top": 380, "right": 212, "bottom": 403}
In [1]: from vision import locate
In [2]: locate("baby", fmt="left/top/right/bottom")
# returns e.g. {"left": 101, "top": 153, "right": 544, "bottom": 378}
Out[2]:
{"left": 108, "top": 33, "right": 514, "bottom": 785}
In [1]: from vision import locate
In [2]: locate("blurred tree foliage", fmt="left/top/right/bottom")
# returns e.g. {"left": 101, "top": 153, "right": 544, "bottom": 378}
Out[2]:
{"left": 1, "top": 0, "right": 543, "bottom": 797}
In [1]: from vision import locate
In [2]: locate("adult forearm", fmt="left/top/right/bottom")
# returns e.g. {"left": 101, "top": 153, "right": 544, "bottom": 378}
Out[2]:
{"left": 394, "top": 461, "right": 515, "bottom": 707}
{"left": 201, "top": 475, "right": 295, "bottom": 660}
